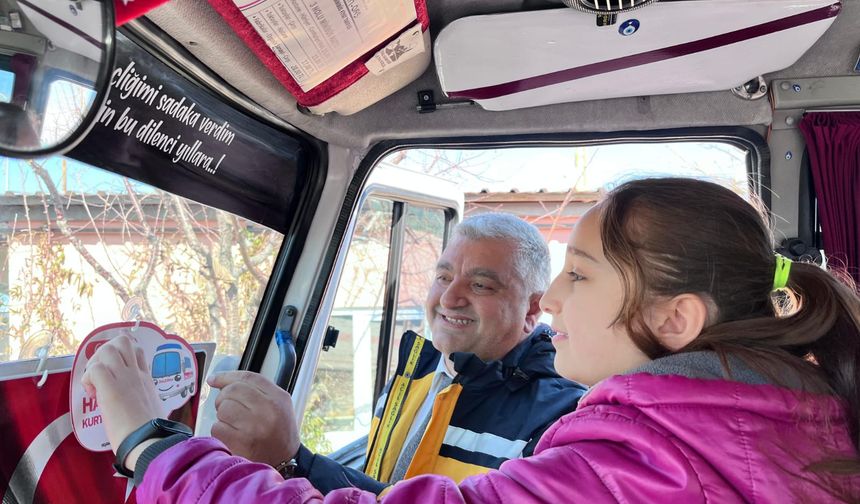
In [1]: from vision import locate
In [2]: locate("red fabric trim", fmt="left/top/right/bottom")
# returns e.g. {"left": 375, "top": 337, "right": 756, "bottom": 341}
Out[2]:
{"left": 205, "top": 0, "right": 428, "bottom": 107}
{"left": 115, "top": 0, "right": 173, "bottom": 26}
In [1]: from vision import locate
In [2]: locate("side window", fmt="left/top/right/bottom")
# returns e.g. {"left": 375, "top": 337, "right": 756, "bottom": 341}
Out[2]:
{"left": 387, "top": 204, "right": 446, "bottom": 377}
{"left": 377, "top": 145, "right": 754, "bottom": 328}
{"left": 302, "top": 198, "right": 392, "bottom": 454}
{"left": 303, "top": 196, "right": 451, "bottom": 455}
{"left": 0, "top": 155, "right": 284, "bottom": 368}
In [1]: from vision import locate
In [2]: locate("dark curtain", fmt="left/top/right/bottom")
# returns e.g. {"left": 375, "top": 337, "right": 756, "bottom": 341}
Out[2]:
{"left": 9, "top": 54, "right": 36, "bottom": 107}
{"left": 799, "top": 112, "right": 860, "bottom": 284}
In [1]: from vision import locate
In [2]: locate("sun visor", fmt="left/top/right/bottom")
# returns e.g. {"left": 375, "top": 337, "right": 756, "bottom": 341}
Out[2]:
{"left": 206, "top": 0, "right": 430, "bottom": 115}
{"left": 70, "top": 33, "right": 318, "bottom": 235}
{"left": 434, "top": 0, "right": 841, "bottom": 111}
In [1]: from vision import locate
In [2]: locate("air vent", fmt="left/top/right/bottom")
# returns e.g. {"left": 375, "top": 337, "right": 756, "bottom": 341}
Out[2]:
{"left": 560, "top": 0, "right": 659, "bottom": 14}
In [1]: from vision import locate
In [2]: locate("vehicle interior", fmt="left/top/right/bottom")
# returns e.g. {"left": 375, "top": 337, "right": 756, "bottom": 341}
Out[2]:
{"left": 0, "top": 0, "right": 105, "bottom": 151}
{"left": 0, "top": 0, "right": 858, "bottom": 500}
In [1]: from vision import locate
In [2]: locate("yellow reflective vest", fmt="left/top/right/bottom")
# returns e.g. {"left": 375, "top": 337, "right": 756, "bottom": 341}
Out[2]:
{"left": 365, "top": 328, "right": 586, "bottom": 485}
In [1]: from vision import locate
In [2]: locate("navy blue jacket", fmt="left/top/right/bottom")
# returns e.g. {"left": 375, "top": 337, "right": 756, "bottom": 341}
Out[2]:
{"left": 294, "top": 325, "right": 586, "bottom": 494}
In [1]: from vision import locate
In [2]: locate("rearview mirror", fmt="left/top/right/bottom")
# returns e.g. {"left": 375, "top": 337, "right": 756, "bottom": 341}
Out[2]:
{"left": 0, "top": 0, "right": 114, "bottom": 158}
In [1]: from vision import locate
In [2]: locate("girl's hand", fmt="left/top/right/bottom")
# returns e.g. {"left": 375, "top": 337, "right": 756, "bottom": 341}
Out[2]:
{"left": 81, "top": 333, "right": 165, "bottom": 455}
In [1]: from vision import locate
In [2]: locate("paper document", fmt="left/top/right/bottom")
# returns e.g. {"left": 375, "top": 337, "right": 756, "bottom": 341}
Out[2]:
{"left": 233, "top": 0, "right": 418, "bottom": 92}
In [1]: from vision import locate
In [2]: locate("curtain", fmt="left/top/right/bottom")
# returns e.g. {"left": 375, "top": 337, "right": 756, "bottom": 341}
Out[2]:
{"left": 9, "top": 53, "right": 36, "bottom": 107}
{"left": 799, "top": 112, "right": 860, "bottom": 285}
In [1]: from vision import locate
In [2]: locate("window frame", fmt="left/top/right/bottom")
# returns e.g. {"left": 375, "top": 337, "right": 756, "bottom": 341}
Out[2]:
{"left": 290, "top": 127, "right": 769, "bottom": 422}
{"left": 291, "top": 183, "right": 458, "bottom": 424}
{"left": 374, "top": 199, "right": 455, "bottom": 402}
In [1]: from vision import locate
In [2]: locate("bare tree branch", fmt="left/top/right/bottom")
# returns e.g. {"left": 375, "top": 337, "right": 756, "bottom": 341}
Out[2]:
{"left": 170, "top": 195, "right": 214, "bottom": 280}
{"left": 30, "top": 160, "right": 132, "bottom": 303}
{"left": 234, "top": 215, "right": 265, "bottom": 283}
{"left": 122, "top": 179, "right": 160, "bottom": 300}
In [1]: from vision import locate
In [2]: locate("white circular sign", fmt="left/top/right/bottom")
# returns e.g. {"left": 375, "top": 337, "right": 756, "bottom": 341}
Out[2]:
{"left": 69, "top": 322, "right": 198, "bottom": 451}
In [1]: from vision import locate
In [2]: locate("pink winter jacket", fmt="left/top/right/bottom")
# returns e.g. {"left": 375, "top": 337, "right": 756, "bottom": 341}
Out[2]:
{"left": 138, "top": 359, "right": 860, "bottom": 503}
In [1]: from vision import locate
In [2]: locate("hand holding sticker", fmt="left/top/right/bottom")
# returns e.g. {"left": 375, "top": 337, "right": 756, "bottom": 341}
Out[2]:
{"left": 80, "top": 333, "right": 165, "bottom": 453}
{"left": 71, "top": 322, "right": 198, "bottom": 452}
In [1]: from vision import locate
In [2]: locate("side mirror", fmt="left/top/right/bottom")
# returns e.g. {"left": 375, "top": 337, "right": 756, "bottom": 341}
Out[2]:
{"left": 0, "top": 0, "right": 114, "bottom": 158}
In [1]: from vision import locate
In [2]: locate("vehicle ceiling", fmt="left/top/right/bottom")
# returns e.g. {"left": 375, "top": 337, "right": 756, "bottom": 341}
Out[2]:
{"left": 141, "top": 0, "right": 859, "bottom": 149}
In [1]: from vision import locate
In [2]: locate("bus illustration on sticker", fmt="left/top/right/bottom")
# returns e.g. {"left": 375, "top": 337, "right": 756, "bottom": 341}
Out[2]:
{"left": 152, "top": 343, "right": 196, "bottom": 401}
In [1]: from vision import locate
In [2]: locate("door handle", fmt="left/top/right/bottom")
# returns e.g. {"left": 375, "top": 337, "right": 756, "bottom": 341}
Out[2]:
{"left": 274, "top": 305, "right": 297, "bottom": 391}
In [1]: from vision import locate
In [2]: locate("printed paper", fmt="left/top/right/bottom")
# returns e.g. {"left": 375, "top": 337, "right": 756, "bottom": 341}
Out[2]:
{"left": 233, "top": 0, "right": 418, "bottom": 91}
{"left": 365, "top": 23, "right": 423, "bottom": 75}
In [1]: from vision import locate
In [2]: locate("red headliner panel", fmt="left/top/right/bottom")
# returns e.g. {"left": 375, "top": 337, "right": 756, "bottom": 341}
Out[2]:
{"left": 115, "top": 0, "right": 173, "bottom": 26}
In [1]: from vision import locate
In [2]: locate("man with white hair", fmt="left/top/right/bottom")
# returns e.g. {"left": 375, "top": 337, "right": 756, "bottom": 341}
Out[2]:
{"left": 207, "top": 213, "right": 586, "bottom": 494}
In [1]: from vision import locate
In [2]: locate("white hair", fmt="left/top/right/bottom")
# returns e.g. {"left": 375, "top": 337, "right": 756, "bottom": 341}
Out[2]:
{"left": 451, "top": 213, "right": 550, "bottom": 296}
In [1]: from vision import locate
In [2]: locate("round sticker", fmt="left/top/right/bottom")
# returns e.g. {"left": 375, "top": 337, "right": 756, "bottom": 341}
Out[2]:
{"left": 619, "top": 19, "right": 640, "bottom": 36}
{"left": 70, "top": 322, "right": 198, "bottom": 451}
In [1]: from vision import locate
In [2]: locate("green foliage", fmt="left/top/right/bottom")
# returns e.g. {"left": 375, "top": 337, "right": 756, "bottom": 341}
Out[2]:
{"left": 301, "top": 410, "right": 334, "bottom": 455}
{"left": 301, "top": 384, "right": 334, "bottom": 455}
{"left": 9, "top": 234, "right": 92, "bottom": 357}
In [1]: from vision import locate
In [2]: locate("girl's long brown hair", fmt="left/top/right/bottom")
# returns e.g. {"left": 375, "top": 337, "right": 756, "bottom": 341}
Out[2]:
{"left": 599, "top": 178, "right": 860, "bottom": 480}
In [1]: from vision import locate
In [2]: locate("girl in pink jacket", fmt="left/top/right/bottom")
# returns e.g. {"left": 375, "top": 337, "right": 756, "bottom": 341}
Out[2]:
{"left": 85, "top": 178, "right": 860, "bottom": 503}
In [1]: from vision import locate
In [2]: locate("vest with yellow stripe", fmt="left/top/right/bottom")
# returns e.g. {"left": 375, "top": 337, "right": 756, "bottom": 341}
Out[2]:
{"left": 365, "top": 325, "right": 586, "bottom": 485}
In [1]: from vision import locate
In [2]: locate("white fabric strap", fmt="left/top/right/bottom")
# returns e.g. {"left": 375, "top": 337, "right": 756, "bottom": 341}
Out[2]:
{"left": 442, "top": 426, "right": 528, "bottom": 461}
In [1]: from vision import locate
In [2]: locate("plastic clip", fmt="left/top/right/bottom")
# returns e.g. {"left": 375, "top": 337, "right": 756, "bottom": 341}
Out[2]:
{"left": 34, "top": 342, "right": 51, "bottom": 388}
{"left": 130, "top": 305, "right": 141, "bottom": 332}
{"left": 122, "top": 296, "right": 144, "bottom": 332}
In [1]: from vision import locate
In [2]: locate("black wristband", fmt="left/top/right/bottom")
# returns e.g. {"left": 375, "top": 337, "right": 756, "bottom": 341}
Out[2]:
{"left": 133, "top": 433, "right": 190, "bottom": 487}
{"left": 114, "top": 419, "right": 192, "bottom": 478}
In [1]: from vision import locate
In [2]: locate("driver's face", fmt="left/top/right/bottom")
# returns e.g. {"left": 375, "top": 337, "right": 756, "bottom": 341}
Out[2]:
{"left": 425, "top": 237, "right": 535, "bottom": 362}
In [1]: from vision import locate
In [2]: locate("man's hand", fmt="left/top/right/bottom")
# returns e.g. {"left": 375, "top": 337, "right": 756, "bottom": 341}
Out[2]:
{"left": 207, "top": 371, "right": 301, "bottom": 466}
{"left": 81, "top": 333, "right": 165, "bottom": 454}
